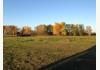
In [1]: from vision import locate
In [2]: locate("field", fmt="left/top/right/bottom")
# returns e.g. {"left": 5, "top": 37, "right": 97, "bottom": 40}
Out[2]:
{"left": 4, "top": 36, "right": 96, "bottom": 70}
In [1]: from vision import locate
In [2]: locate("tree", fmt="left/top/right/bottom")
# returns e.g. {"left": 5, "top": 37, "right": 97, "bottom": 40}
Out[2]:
{"left": 53, "top": 23, "right": 62, "bottom": 35}
{"left": 47, "top": 24, "right": 53, "bottom": 35}
{"left": 60, "top": 22, "right": 67, "bottom": 36}
{"left": 3, "top": 25, "right": 17, "bottom": 36}
{"left": 21, "top": 26, "right": 32, "bottom": 36}
{"left": 10, "top": 26, "right": 17, "bottom": 35}
{"left": 3, "top": 26, "right": 9, "bottom": 36}
{"left": 78, "top": 24, "right": 85, "bottom": 36}
{"left": 71, "top": 24, "right": 79, "bottom": 36}
{"left": 35, "top": 24, "right": 48, "bottom": 35}
{"left": 61, "top": 28, "right": 67, "bottom": 36}
{"left": 86, "top": 26, "right": 92, "bottom": 36}
{"left": 66, "top": 24, "right": 73, "bottom": 36}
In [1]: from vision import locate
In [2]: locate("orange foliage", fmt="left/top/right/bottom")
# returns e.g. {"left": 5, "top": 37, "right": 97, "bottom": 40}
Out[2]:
{"left": 53, "top": 23, "right": 62, "bottom": 35}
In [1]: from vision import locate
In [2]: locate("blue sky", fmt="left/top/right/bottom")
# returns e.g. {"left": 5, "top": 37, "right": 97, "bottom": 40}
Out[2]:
{"left": 4, "top": 0, "right": 96, "bottom": 32}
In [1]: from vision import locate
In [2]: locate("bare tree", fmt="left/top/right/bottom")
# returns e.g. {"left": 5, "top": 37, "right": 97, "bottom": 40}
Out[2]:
{"left": 86, "top": 26, "right": 92, "bottom": 36}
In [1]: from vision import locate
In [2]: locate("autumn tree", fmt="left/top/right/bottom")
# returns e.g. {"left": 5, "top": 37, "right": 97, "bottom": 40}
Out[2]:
{"left": 35, "top": 24, "right": 48, "bottom": 35}
{"left": 3, "top": 25, "right": 17, "bottom": 36}
{"left": 3, "top": 23, "right": 94, "bottom": 36}
{"left": 10, "top": 26, "right": 17, "bottom": 35}
{"left": 3, "top": 26, "right": 9, "bottom": 36}
{"left": 21, "top": 26, "right": 32, "bottom": 36}
{"left": 53, "top": 23, "right": 62, "bottom": 35}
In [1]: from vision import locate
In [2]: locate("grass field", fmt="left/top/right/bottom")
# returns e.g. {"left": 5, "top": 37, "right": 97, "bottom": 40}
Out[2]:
{"left": 4, "top": 36, "right": 96, "bottom": 70}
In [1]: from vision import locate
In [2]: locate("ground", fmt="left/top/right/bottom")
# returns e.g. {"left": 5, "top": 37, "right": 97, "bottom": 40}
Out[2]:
{"left": 3, "top": 36, "right": 96, "bottom": 70}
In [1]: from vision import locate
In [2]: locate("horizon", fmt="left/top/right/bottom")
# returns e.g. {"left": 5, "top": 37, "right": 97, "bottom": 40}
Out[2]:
{"left": 4, "top": 0, "right": 96, "bottom": 32}
{"left": 3, "top": 22, "right": 96, "bottom": 33}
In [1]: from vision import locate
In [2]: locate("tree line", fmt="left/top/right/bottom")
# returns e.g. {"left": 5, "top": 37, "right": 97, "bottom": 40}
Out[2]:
{"left": 3, "top": 22, "right": 96, "bottom": 36}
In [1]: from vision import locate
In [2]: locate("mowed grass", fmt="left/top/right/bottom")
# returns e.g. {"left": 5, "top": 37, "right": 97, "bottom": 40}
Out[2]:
{"left": 4, "top": 36, "right": 96, "bottom": 70}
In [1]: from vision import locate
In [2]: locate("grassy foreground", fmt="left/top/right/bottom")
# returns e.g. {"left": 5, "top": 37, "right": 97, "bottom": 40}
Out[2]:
{"left": 4, "top": 36, "right": 96, "bottom": 70}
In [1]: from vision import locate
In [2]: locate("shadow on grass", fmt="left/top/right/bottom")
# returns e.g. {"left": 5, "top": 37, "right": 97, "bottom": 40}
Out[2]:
{"left": 39, "top": 45, "right": 96, "bottom": 70}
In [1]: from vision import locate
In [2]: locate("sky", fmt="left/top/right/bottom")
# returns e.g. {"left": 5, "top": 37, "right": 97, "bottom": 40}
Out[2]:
{"left": 4, "top": 0, "right": 96, "bottom": 32}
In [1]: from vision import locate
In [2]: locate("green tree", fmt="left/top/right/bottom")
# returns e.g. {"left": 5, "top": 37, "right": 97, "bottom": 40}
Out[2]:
{"left": 60, "top": 22, "right": 67, "bottom": 36}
